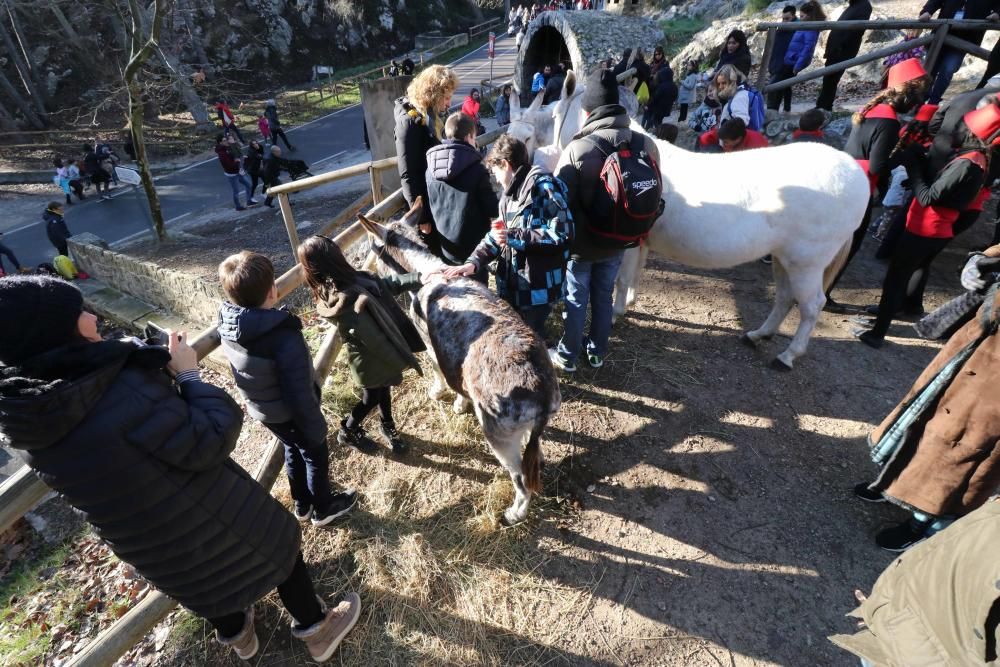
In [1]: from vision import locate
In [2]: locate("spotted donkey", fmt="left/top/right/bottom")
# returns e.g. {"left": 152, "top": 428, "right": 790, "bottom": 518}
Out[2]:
{"left": 359, "top": 199, "right": 561, "bottom": 524}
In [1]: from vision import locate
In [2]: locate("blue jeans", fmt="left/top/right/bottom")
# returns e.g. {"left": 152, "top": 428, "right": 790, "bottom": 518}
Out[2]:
{"left": 928, "top": 47, "right": 966, "bottom": 103}
{"left": 224, "top": 172, "right": 254, "bottom": 208}
{"left": 264, "top": 421, "right": 332, "bottom": 511}
{"left": 557, "top": 255, "right": 623, "bottom": 362}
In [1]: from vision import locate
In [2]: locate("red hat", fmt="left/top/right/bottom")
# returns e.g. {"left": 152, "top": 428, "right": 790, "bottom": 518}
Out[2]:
{"left": 914, "top": 103, "right": 938, "bottom": 123}
{"left": 964, "top": 102, "right": 1000, "bottom": 144}
{"left": 887, "top": 58, "right": 928, "bottom": 89}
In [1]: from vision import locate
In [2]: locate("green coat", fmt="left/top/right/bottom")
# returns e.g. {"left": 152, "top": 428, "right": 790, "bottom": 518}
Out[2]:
{"left": 316, "top": 273, "right": 424, "bottom": 389}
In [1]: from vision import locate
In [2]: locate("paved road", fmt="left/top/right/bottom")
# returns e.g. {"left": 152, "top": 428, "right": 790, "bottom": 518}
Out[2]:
{"left": 1, "top": 34, "right": 518, "bottom": 269}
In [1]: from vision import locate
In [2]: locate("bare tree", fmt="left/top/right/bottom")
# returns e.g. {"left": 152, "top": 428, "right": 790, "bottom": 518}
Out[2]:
{"left": 0, "top": 1, "right": 48, "bottom": 123}
{"left": 122, "top": 0, "right": 167, "bottom": 241}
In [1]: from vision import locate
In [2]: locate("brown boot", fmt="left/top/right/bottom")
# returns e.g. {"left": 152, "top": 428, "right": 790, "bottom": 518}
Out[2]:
{"left": 215, "top": 607, "right": 259, "bottom": 660}
{"left": 291, "top": 592, "right": 361, "bottom": 662}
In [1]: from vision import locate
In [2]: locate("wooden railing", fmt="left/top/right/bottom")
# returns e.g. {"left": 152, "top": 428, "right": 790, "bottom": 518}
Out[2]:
{"left": 754, "top": 19, "right": 998, "bottom": 94}
{"left": 0, "top": 125, "right": 507, "bottom": 667}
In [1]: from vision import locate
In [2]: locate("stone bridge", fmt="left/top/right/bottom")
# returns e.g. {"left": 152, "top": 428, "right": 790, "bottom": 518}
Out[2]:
{"left": 514, "top": 10, "right": 665, "bottom": 94}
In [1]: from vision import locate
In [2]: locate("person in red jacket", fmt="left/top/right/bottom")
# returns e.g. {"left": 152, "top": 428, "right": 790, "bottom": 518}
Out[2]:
{"left": 215, "top": 135, "right": 257, "bottom": 211}
{"left": 854, "top": 100, "right": 1000, "bottom": 348}
{"left": 824, "top": 58, "right": 931, "bottom": 312}
{"left": 698, "top": 118, "right": 769, "bottom": 152}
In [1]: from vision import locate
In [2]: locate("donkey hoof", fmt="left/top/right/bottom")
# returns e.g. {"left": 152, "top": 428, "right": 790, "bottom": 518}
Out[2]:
{"left": 428, "top": 385, "right": 447, "bottom": 401}
{"left": 769, "top": 356, "right": 794, "bottom": 372}
{"left": 740, "top": 333, "right": 758, "bottom": 348}
{"left": 501, "top": 506, "right": 527, "bottom": 526}
{"left": 452, "top": 396, "right": 471, "bottom": 414}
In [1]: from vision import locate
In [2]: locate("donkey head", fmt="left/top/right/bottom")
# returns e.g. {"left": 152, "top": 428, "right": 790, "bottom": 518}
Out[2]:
{"left": 358, "top": 198, "right": 445, "bottom": 278}
{"left": 507, "top": 90, "right": 552, "bottom": 158}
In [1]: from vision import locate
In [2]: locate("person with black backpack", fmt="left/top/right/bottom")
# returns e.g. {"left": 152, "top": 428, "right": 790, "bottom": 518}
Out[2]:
{"left": 550, "top": 69, "right": 661, "bottom": 373}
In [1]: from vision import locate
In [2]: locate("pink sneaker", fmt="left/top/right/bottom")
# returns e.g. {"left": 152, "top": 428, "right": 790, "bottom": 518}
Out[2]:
{"left": 291, "top": 592, "right": 361, "bottom": 662}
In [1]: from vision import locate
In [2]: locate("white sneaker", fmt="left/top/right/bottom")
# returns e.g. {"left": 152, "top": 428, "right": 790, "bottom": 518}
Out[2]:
{"left": 548, "top": 348, "right": 576, "bottom": 373}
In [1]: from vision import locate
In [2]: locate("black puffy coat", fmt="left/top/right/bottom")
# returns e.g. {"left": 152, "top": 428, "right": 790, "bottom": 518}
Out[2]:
{"left": 217, "top": 303, "right": 327, "bottom": 445}
{"left": 43, "top": 209, "right": 71, "bottom": 250}
{"left": 824, "top": 0, "right": 873, "bottom": 62}
{"left": 425, "top": 139, "right": 499, "bottom": 265}
{"left": 394, "top": 96, "right": 441, "bottom": 225}
{"left": 0, "top": 340, "right": 300, "bottom": 618}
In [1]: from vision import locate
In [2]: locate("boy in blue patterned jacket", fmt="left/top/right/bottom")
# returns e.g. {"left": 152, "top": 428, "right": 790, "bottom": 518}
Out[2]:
{"left": 443, "top": 134, "right": 573, "bottom": 338}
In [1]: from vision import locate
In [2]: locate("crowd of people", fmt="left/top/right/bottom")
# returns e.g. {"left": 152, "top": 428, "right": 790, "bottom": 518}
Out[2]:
{"left": 9, "top": 7, "right": 1000, "bottom": 665}
{"left": 51, "top": 141, "right": 122, "bottom": 205}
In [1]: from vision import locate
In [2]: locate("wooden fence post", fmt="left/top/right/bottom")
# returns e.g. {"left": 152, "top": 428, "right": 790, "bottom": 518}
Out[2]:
{"left": 924, "top": 24, "right": 950, "bottom": 73}
{"left": 757, "top": 28, "right": 776, "bottom": 91}
{"left": 278, "top": 192, "right": 300, "bottom": 257}
{"left": 369, "top": 165, "right": 383, "bottom": 205}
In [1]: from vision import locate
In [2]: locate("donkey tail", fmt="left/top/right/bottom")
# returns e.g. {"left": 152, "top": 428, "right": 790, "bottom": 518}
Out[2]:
{"left": 822, "top": 239, "right": 852, "bottom": 294}
{"left": 522, "top": 420, "right": 545, "bottom": 495}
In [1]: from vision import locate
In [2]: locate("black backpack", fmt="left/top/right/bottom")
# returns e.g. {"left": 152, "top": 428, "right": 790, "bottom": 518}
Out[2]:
{"left": 585, "top": 132, "right": 663, "bottom": 248}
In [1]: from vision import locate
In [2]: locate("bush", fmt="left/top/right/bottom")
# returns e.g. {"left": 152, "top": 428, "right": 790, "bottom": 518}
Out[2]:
{"left": 746, "top": 0, "right": 772, "bottom": 14}
{"left": 660, "top": 17, "right": 708, "bottom": 59}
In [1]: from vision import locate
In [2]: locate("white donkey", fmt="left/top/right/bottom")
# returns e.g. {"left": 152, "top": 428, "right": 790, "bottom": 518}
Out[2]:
{"left": 516, "top": 75, "right": 868, "bottom": 370}
{"left": 358, "top": 200, "right": 561, "bottom": 524}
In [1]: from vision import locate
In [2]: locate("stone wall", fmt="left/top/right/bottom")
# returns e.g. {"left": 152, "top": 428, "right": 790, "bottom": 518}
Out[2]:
{"left": 515, "top": 10, "right": 664, "bottom": 94}
{"left": 69, "top": 233, "right": 223, "bottom": 327}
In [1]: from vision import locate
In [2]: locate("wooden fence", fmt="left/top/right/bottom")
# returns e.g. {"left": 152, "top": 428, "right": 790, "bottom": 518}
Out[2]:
{"left": 0, "top": 126, "right": 506, "bottom": 667}
{"left": 754, "top": 18, "right": 997, "bottom": 93}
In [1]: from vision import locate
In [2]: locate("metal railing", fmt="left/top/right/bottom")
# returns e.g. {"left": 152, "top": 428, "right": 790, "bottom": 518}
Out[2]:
{"left": 0, "top": 124, "right": 508, "bottom": 666}
{"left": 754, "top": 18, "right": 997, "bottom": 94}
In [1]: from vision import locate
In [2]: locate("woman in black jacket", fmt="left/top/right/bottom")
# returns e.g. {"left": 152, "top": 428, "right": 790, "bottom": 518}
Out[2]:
{"left": 0, "top": 276, "right": 360, "bottom": 663}
{"left": 393, "top": 64, "right": 459, "bottom": 238}
{"left": 713, "top": 29, "right": 752, "bottom": 78}
{"left": 244, "top": 140, "right": 265, "bottom": 197}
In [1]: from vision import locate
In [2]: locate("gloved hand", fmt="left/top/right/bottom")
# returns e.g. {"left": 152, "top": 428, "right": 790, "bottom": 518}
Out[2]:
{"left": 898, "top": 142, "right": 926, "bottom": 168}
{"left": 961, "top": 253, "right": 988, "bottom": 291}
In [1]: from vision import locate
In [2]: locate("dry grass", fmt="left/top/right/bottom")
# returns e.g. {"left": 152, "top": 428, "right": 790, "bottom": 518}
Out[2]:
{"left": 159, "top": 320, "right": 587, "bottom": 666}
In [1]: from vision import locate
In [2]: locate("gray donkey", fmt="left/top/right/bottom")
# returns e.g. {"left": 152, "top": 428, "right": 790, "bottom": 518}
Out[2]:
{"left": 358, "top": 199, "right": 561, "bottom": 524}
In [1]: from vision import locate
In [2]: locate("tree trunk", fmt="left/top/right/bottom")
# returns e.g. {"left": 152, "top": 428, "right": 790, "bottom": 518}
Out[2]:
{"left": 0, "top": 65, "right": 43, "bottom": 128}
{"left": 0, "top": 11, "right": 47, "bottom": 121}
{"left": 0, "top": 99, "right": 20, "bottom": 131}
{"left": 157, "top": 49, "right": 213, "bottom": 130}
{"left": 3, "top": 0, "right": 45, "bottom": 98}
{"left": 129, "top": 81, "right": 166, "bottom": 241}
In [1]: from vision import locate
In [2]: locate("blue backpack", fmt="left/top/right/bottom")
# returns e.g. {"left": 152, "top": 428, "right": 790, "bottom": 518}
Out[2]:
{"left": 727, "top": 84, "right": 767, "bottom": 132}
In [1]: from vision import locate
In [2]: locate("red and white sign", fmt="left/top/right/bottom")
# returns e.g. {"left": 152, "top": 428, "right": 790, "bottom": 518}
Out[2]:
{"left": 488, "top": 32, "right": 496, "bottom": 59}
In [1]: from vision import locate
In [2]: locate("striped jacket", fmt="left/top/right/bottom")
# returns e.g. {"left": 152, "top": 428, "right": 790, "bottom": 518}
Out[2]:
{"left": 468, "top": 166, "right": 573, "bottom": 308}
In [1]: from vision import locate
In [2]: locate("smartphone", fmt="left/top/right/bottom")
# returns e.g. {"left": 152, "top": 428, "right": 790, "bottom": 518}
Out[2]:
{"left": 144, "top": 321, "right": 170, "bottom": 347}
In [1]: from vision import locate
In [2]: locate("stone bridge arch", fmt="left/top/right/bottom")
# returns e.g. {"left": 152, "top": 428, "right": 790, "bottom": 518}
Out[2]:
{"left": 514, "top": 10, "right": 664, "bottom": 94}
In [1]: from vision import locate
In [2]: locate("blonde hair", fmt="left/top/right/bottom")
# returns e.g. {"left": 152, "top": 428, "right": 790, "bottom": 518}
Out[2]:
{"left": 406, "top": 65, "right": 459, "bottom": 114}
{"left": 714, "top": 64, "right": 746, "bottom": 101}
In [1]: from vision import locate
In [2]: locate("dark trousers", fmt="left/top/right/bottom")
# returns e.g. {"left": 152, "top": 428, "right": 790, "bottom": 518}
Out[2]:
{"left": 870, "top": 232, "right": 951, "bottom": 337}
{"left": 827, "top": 199, "right": 874, "bottom": 296}
{"left": 876, "top": 200, "right": 911, "bottom": 259}
{"left": 264, "top": 421, "right": 332, "bottom": 510}
{"left": 272, "top": 127, "right": 293, "bottom": 150}
{"left": 0, "top": 242, "right": 21, "bottom": 272}
{"left": 345, "top": 387, "right": 393, "bottom": 429}
{"left": 50, "top": 237, "right": 69, "bottom": 257}
{"left": 678, "top": 103, "right": 689, "bottom": 122}
{"left": 207, "top": 553, "right": 323, "bottom": 637}
{"left": 816, "top": 61, "right": 847, "bottom": 110}
{"left": 224, "top": 124, "right": 246, "bottom": 144}
{"left": 515, "top": 302, "right": 552, "bottom": 339}
{"left": 250, "top": 173, "right": 261, "bottom": 197}
{"left": 767, "top": 66, "right": 794, "bottom": 111}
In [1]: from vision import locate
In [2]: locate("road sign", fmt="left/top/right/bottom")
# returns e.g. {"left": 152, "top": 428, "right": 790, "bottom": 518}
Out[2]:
{"left": 488, "top": 32, "right": 496, "bottom": 59}
{"left": 115, "top": 166, "right": 141, "bottom": 186}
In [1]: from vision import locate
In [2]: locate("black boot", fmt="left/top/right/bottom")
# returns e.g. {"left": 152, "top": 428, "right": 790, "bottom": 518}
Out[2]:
{"left": 380, "top": 420, "right": 408, "bottom": 455}
{"left": 337, "top": 419, "right": 376, "bottom": 453}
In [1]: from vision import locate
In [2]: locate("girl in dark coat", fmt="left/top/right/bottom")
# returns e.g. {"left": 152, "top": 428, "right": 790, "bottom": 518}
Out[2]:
{"left": 0, "top": 276, "right": 361, "bottom": 663}
{"left": 244, "top": 140, "right": 264, "bottom": 197}
{"left": 298, "top": 236, "right": 429, "bottom": 454}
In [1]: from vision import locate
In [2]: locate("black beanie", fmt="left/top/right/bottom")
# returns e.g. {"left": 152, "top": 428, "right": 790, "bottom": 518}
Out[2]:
{"left": 581, "top": 69, "right": 620, "bottom": 113}
{"left": 0, "top": 276, "right": 84, "bottom": 365}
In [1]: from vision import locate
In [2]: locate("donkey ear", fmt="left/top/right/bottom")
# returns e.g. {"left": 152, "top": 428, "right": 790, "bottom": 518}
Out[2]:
{"left": 400, "top": 196, "right": 424, "bottom": 227}
{"left": 562, "top": 70, "right": 576, "bottom": 100}
{"left": 528, "top": 90, "right": 545, "bottom": 113}
{"left": 358, "top": 213, "right": 388, "bottom": 240}
{"left": 510, "top": 89, "right": 522, "bottom": 118}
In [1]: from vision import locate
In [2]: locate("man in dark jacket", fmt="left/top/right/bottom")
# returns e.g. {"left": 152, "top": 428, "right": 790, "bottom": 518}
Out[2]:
{"left": 769, "top": 6, "right": 798, "bottom": 82}
{"left": 551, "top": 69, "right": 660, "bottom": 372}
{"left": 425, "top": 112, "right": 499, "bottom": 276}
{"left": 816, "top": 0, "right": 873, "bottom": 110}
{"left": 0, "top": 232, "right": 22, "bottom": 275}
{"left": 264, "top": 99, "right": 295, "bottom": 151}
{"left": 261, "top": 144, "right": 287, "bottom": 208}
{"left": 0, "top": 276, "right": 361, "bottom": 663}
{"left": 82, "top": 144, "right": 111, "bottom": 200}
{"left": 920, "top": 0, "right": 1000, "bottom": 103}
{"left": 217, "top": 251, "right": 356, "bottom": 525}
{"left": 43, "top": 201, "right": 71, "bottom": 256}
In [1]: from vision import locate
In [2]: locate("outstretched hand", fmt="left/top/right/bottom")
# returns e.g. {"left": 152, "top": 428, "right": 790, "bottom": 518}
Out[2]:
{"left": 166, "top": 330, "right": 198, "bottom": 376}
{"left": 442, "top": 263, "right": 476, "bottom": 279}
